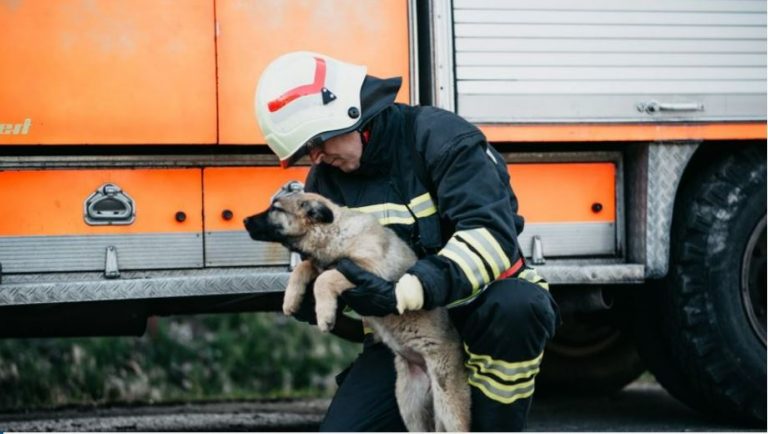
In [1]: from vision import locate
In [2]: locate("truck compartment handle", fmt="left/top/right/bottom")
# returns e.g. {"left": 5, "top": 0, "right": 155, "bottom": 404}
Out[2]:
{"left": 84, "top": 183, "right": 136, "bottom": 226}
{"left": 636, "top": 101, "right": 705, "bottom": 114}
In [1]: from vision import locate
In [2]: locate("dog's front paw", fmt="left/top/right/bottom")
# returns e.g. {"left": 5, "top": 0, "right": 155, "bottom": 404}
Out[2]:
{"left": 316, "top": 315, "right": 336, "bottom": 333}
{"left": 282, "top": 288, "right": 304, "bottom": 316}
{"left": 315, "top": 304, "right": 337, "bottom": 332}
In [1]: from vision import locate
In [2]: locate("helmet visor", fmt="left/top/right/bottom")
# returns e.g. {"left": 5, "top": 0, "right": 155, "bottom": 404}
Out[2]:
{"left": 279, "top": 136, "right": 323, "bottom": 168}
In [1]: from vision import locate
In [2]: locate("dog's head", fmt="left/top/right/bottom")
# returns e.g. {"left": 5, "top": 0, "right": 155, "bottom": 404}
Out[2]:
{"left": 243, "top": 191, "right": 335, "bottom": 247}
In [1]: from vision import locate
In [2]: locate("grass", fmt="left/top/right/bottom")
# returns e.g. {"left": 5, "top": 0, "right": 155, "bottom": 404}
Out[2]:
{"left": 0, "top": 312, "right": 360, "bottom": 410}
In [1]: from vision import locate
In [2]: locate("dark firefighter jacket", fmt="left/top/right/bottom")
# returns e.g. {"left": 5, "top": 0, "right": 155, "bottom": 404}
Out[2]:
{"left": 305, "top": 103, "right": 525, "bottom": 310}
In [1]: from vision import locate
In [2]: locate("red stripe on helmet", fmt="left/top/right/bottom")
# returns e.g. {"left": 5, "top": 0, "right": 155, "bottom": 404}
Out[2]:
{"left": 267, "top": 57, "right": 327, "bottom": 113}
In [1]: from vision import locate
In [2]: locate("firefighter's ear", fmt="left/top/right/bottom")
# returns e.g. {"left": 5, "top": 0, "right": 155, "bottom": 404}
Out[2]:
{"left": 302, "top": 200, "right": 334, "bottom": 224}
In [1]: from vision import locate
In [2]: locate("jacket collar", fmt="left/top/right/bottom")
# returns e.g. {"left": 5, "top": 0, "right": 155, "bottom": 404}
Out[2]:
{"left": 354, "top": 105, "right": 403, "bottom": 177}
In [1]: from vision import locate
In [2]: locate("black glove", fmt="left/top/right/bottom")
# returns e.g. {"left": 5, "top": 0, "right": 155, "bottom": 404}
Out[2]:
{"left": 336, "top": 259, "right": 398, "bottom": 317}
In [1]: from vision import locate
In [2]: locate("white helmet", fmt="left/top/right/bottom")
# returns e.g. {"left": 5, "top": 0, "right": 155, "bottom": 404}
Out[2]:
{"left": 255, "top": 51, "right": 401, "bottom": 167}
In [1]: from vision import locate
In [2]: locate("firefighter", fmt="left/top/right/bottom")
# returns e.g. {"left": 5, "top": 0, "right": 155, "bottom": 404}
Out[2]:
{"left": 255, "top": 51, "right": 560, "bottom": 431}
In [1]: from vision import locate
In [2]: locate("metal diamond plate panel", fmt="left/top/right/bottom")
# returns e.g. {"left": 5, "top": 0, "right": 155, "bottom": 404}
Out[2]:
{"left": 0, "top": 269, "right": 290, "bottom": 306}
{"left": 537, "top": 264, "right": 645, "bottom": 284}
{"left": 626, "top": 145, "right": 648, "bottom": 265}
{"left": 0, "top": 263, "right": 649, "bottom": 306}
{"left": 645, "top": 143, "right": 698, "bottom": 278}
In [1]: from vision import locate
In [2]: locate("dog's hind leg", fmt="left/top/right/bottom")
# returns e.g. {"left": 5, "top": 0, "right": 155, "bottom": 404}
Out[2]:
{"left": 283, "top": 260, "right": 318, "bottom": 316}
{"left": 394, "top": 355, "right": 434, "bottom": 432}
{"left": 313, "top": 269, "right": 355, "bottom": 332}
{"left": 427, "top": 345, "right": 471, "bottom": 432}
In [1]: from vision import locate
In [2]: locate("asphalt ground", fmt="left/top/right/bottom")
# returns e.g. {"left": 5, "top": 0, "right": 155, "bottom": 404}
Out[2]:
{"left": 0, "top": 381, "right": 763, "bottom": 432}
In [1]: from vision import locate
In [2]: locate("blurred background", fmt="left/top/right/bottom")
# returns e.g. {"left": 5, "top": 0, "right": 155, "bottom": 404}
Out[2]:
{"left": 0, "top": 313, "right": 358, "bottom": 410}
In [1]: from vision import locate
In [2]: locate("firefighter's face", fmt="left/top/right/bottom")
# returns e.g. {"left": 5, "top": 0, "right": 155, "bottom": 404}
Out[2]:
{"left": 308, "top": 131, "right": 363, "bottom": 173}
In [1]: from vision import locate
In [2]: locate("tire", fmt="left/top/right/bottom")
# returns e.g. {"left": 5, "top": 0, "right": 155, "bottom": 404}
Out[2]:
{"left": 636, "top": 146, "right": 767, "bottom": 424}
{"left": 537, "top": 308, "right": 646, "bottom": 396}
{"left": 625, "top": 281, "right": 716, "bottom": 415}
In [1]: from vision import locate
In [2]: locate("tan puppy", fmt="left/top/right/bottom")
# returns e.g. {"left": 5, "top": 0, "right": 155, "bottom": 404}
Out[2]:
{"left": 244, "top": 189, "right": 470, "bottom": 432}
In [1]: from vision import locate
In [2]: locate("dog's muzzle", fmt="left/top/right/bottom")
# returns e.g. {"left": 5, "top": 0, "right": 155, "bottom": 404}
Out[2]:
{"left": 243, "top": 213, "right": 281, "bottom": 242}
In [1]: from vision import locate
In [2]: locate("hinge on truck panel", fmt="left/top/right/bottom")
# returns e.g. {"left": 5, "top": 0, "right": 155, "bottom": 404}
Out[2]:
{"left": 531, "top": 235, "right": 546, "bottom": 265}
{"left": 104, "top": 246, "right": 120, "bottom": 279}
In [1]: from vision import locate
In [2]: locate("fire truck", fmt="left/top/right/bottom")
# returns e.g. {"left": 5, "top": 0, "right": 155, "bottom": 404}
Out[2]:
{"left": 0, "top": 0, "right": 765, "bottom": 424}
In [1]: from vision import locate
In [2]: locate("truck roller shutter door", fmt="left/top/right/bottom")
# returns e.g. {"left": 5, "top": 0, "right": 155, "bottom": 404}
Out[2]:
{"left": 453, "top": 0, "right": 767, "bottom": 123}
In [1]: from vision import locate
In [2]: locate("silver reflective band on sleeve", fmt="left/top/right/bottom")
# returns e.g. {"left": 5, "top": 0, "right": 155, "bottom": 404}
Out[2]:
{"left": 438, "top": 227, "right": 513, "bottom": 290}
{"left": 457, "top": 228, "right": 512, "bottom": 277}
{"left": 351, "top": 192, "right": 436, "bottom": 226}
{"left": 440, "top": 240, "right": 489, "bottom": 290}
{"left": 408, "top": 192, "right": 438, "bottom": 218}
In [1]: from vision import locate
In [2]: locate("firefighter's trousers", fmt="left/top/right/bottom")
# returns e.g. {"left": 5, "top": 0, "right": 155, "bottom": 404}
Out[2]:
{"left": 319, "top": 276, "right": 560, "bottom": 432}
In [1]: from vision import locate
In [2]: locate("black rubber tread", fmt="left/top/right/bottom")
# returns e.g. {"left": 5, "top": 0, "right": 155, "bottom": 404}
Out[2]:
{"left": 623, "top": 282, "right": 713, "bottom": 415}
{"left": 657, "top": 145, "right": 766, "bottom": 424}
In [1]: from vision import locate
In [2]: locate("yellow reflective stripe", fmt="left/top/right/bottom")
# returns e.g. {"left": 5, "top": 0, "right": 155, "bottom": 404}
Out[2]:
{"left": 476, "top": 228, "right": 511, "bottom": 270}
{"left": 440, "top": 235, "right": 496, "bottom": 290}
{"left": 446, "top": 287, "right": 485, "bottom": 309}
{"left": 446, "top": 238, "right": 491, "bottom": 284}
{"left": 350, "top": 194, "right": 437, "bottom": 226}
{"left": 466, "top": 364, "right": 536, "bottom": 405}
{"left": 466, "top": 358, "right": 541, "bottom": 382}
{"left": 439, "top": 249, "right": 481, "bottom": 290}
{"left": 462, "top": 237, "right": 500, "bottom": 277}
{"left": 465, "top": 345, "right": 543, "bottom": 371}
{"left": 414, "top": 206, "right": 437, "bottom": 218}
{"left": 353, "top": 203, "right": 411, "bottom": 215}
{"left": 440, "top": 227, "right": 517, "bottom": 302}
{"left": 458, "top": 229, "right": 504, "bottom": 277}
{"left": 353, "top": 204, "right": 414, "bottom": 226}
{"left": 410, "top": 192, "right": 437, "bottom": 218}
{"left": 468, "top": 361, "right": 540, "bottom": 383}
{"left": 409, "top": 192, "right": 432, "bottom": 208}
{"left": 467, "top": 365, "right": 537, "bottom": 393}
{"left": 465, "top": 346, "right": 543, "bottom": 382}
{"left": 518, "top": 269, "right": 550, "bottom": 291}
{"left": 379, "top": 215, "right": 415, "bottom": 226}
{"left": 351, "top": 196, "right": 434, "bottom": 215}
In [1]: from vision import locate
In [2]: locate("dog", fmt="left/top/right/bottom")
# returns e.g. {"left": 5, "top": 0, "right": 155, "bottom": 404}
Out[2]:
{"left": 244, "top": 183, "right": 470, "bottom": 432}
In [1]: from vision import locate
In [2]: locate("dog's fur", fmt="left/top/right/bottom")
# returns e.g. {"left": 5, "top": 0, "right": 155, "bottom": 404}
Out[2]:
{"left": 244, "top": 191, "right": 470, "bottom": 432}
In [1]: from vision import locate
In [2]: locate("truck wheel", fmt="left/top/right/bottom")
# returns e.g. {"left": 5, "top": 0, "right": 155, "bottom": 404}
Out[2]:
{"left": 646, "top": 146, "right": 767, "bottom": 424}
{"left": 537, "top": 309, "right": 645, "bottom": 395}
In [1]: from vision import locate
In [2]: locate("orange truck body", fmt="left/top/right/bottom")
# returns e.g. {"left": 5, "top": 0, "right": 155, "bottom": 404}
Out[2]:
{"left": 0, "top": 0, "right": 764, "bottom": 328}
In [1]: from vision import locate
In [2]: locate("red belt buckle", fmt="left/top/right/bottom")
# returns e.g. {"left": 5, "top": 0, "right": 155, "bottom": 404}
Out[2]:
{"left": 497, "top": 257, "right": 524, "bottom": 280}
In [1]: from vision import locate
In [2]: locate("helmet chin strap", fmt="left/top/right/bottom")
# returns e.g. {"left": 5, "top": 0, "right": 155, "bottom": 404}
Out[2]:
{"left": 360, "top": 126, "right": 371, "bottom": 146}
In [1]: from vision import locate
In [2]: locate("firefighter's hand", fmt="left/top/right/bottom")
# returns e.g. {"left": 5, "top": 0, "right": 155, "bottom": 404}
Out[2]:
{"left": 336, "top": 259, "right": 424, "bottom": 316}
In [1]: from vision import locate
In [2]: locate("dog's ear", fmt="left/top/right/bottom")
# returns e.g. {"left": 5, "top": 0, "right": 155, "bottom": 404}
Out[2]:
{"left": 302, "top": 200, "right": 334, "bottom": 224}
